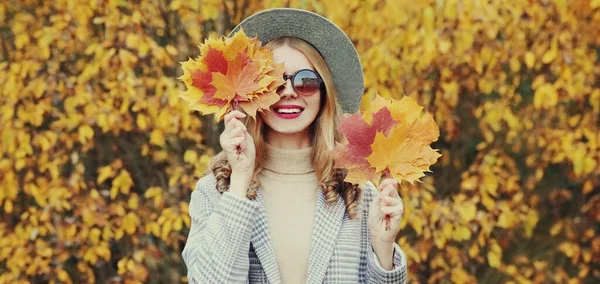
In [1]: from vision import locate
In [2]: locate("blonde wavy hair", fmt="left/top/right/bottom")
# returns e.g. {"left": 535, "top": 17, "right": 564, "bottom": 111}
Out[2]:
{"left": 209, "top": 37, "right": 362, "bottom": 219}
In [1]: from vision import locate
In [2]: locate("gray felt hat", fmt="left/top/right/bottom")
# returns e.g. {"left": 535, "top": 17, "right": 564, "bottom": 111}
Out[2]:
{"left": 229, "top": 8, "right": 364, "bottom": 114}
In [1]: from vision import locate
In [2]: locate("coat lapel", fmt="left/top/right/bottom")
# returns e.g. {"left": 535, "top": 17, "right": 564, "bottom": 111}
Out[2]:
{"left": 250, "top": 190, "right": 282, "bottom": 284}
{"left": 305, "top": 189, "right": 346, "bottom": 283}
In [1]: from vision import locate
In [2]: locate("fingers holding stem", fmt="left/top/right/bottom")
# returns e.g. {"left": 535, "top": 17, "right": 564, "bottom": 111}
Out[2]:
{"left": 380, "top": 169, "right": 398, "bottom": 231}
{"left": 225, "top": 106, "right": 247, "bottom": 159}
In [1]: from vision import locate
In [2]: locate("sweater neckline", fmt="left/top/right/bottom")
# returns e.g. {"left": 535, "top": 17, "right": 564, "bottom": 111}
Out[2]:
{"left": 262, "top": 143, "right": 315, "bottom": 175}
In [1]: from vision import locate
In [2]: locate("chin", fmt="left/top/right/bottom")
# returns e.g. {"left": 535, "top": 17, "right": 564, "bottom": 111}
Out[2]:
{"left": 267, "top": 121, "right": 310, "bottom": 135}
{"left": 261, "top": 112, "right": 315, "bottom": 135}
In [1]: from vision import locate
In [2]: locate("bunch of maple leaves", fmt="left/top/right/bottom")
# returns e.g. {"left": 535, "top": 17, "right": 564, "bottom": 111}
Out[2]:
{"left": 332, "top": 95, "right": 441, "bottom": 186}
{"left": 331, "top": 95, "right": 442, "bottom": 229}
{"left": 179, "top": 28, "right": 284, "bottom": 120}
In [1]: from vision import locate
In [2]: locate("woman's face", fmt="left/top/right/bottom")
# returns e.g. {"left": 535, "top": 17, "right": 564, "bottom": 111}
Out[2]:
{"left": 260, "top": 45, "right": 323, "bottom": 136}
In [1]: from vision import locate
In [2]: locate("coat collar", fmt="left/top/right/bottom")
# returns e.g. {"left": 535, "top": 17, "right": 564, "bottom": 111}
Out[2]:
{"left": 305, "top": 189, "right": 346, "bottom": 283}
{"left": 250, "top": 190, "right": 281, "bottom": 283}
{"left": 250, "top": 188, "right": 346, "bottom": 284}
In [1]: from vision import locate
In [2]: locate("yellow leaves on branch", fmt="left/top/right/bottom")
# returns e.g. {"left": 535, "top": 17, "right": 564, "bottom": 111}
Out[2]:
{"left": 83, "top": 243, "right": 111, "bottom": 265}
{"left": 150, "top": 204, "right": 190, "bottom": 241}
{"left": 110, "top": 170, "right": 133, "bottom": 200}
{"left": 117, "top": 256, "right": 149, "bottom": 281}
{"left": 144, "top": 186, "right": 164, "bottom": 208}
{"left": 2, "top": 1, "right": 231, "bottom": 283}
{"left": 123, "top": 212, "right": 140, "bottom": 235}
{"left": 179, "top": 28, "right": 284, "bottom": 120}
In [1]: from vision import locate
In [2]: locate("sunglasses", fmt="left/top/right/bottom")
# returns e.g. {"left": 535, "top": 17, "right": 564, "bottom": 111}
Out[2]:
{"left": 277, "top": 69, "right": 323, "bottom": 95}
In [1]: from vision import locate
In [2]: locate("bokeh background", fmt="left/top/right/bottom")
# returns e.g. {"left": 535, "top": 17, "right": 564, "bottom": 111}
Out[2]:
{"left": 1, "top": 0, "right": 599, "bottom": 283}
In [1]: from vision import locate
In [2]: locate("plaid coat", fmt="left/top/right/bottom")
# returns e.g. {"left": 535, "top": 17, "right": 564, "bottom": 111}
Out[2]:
{"left": 182, "top": 174, "right": 408, "bottom": 283}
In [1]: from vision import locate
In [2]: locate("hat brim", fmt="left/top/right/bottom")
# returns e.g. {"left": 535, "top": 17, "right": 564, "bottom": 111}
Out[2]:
{"left": 230, "top": 8, "right": 364, "bottom": 114}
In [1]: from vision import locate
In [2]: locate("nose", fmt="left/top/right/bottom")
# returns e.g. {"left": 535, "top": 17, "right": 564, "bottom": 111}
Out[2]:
{"left": 278, "top": 79, "right": 298, "bottom": 98}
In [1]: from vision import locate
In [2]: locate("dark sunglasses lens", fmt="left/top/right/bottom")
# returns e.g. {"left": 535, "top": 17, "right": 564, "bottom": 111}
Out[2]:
{"left": 293, "top": 70, "right": 321, "bottom": 94}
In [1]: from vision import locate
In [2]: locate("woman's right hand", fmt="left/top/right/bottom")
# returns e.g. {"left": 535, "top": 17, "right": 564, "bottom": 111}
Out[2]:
{"left": 219, "top": 110, "right": 256, "bottom": 190}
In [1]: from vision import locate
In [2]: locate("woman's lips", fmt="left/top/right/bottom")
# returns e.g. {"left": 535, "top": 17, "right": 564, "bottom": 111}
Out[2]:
{"left": 272, "top": 104, "right": 304, "bottom": 119}
{"left": 274, "top": 112, "right": 302, "bottom": 119}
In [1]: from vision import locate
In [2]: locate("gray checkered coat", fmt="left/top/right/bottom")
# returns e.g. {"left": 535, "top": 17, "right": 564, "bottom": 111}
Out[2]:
{"left": 182, "top": 174, "right": 408, "bottom": 283}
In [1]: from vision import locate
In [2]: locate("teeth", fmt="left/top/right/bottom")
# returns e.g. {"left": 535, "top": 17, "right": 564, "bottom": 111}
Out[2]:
{"left": 276, "top": 108, "right": 302, "bottom": 114}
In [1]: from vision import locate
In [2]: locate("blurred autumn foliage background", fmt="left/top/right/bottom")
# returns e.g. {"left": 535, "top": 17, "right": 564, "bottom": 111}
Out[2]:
{"left": 1, "top": 0, "right": 599, "bottom": 283}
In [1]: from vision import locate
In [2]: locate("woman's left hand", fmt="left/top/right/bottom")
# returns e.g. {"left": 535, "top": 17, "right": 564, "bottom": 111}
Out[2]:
{"left": 367, "top": 178, "right": 404, "bottom": 245}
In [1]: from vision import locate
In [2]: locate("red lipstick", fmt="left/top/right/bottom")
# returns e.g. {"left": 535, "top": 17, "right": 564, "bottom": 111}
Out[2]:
{"left": 272, "top": 104, "right": 304, "bottom": 119}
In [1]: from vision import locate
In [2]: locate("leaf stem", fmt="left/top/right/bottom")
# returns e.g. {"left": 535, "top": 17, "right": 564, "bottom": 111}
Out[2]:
{"left": 232, "top": 100, "right": 242, "bottom": 159}
{"left": 384, "top": 168, "right": 391, "bottom": 231}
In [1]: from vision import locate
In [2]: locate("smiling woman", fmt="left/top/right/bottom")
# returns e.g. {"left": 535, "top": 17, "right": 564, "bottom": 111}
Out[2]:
{"left": 182, "top": 8, "right": 407, "bottom": 284}
{"left": 262, "top": 39, "right": 328, "bottom": 146}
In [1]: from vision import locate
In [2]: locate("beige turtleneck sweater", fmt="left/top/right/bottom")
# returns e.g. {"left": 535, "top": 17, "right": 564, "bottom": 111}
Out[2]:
{"left": 258, "top": 144, "right": 319, "bottom": 284}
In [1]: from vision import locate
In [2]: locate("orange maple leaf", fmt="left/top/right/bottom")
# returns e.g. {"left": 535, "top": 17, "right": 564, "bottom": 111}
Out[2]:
{"left": 212, "top": 54, "right": 263, "bottom": 102}
{"left": 239, "top": 93, "right": 281, "bottom": 118}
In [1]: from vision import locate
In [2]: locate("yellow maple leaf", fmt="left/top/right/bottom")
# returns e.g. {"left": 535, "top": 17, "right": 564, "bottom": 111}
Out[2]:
{"left": 541, "top": 38, "right": 558, "bottom": 64}
{"left": 57, "top": 269, "right": 70, "bottom": 282}
{"left": 388, "top": 96, "right": 424, "bottom": 126}
{"left": 452, "top": 224, "right": 472, "bottom": 241}
{"left": 410, "top": 215, "right": 424, "bottom": 235}
{"left": 367, "top": 123, "right": 442, "bottom": 184}
{"left": 78, "top": 125, "right": 94, "bottom": 144}
{"left": 117, "top": 257, "right": 128, "bottom": 275}
{"left": 433, "top": 233, "right": 446, "bottom": 249}
{"left": 368, "top": 96, "right": 440, "bottom": 141}
{"left": 487, "top": 241, "right": 503, "bottom": 268}
{"left": 457, "top": 202, "right": 477, "bottom": 223}
{"left": 223, "top": 28, "right": 251, "bottom": 60}
{"left": 524, "top": 51, "right": 536, "bottom": 69}
{"left": 4, "top": 200, "right": 13, "bottom": 213}
{"left": 533, "top": 83, "right": 558, "bottom": 109}
{"left": 497, "top": 211, "right": 517, "bottom": 228}
{"left": 123, "top": 212, "right": 139, "bottom": 235}
{"left": 174, "top": 217, "right": 183, "bottom": 231}
{"left": 110, "top": 170, "right": 133, "bottom": 199}
{"left": 150, "top": 129, "right": 166, "bottom": 146}
{"left": 362, "top": 94, "right": 389, "bottom": 123}
{"left": 97, "top": 165, "right": 115, "bottom": 184}
{"left": 136, "top": 114, "right": 148, "bottom": 130}
{"left": 161, "top": 219, "right": 173, "bottom": 240}
{"left": 469, "top": 244, "right": 479, "bottom": 258}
